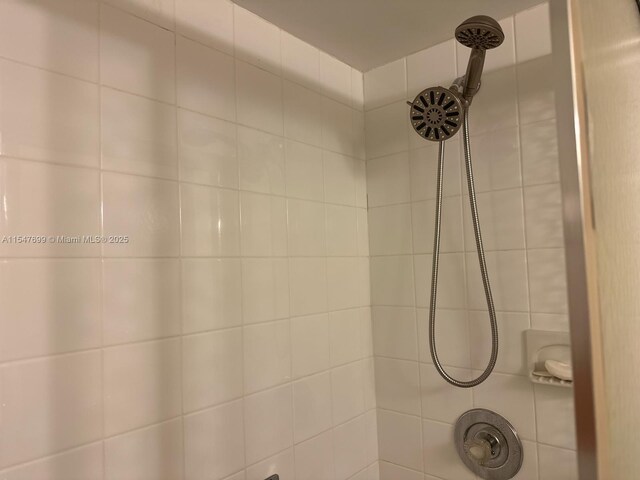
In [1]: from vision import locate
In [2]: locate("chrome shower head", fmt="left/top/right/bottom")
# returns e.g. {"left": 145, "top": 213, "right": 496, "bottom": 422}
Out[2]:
{"left": 455, "top": 16, "right": 504, "bottom": 101}
{"left": 455, "top": 15, "right": 505, "bottom": 50}
{"left": 408, "top": 87, "right": 463, "bottom": 142}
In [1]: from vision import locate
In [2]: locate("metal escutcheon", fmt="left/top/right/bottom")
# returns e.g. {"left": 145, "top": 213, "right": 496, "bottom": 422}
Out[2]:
{"left": 454, "top": 409, "right": 523, "bottom": 479}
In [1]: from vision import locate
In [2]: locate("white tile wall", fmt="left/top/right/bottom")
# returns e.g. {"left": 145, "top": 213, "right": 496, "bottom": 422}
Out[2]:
{"left": 0, "top": 59, "right": 100, "bottom": 167}
{"left": 175, "top": 0, "right": 234, "bottom": 54}
{"left": 0, "top": 352, "right": 102, "bottom": 468}
{"left": 184, "top": 400, "right": 245, "bottom": 480}
{"left": 285, "top": 140, "right": 324, "bottom": 200}
{"left": 515, "top": 3, "right": 553, "bottom": 63}
{"left": 243, "top": 319, "right": 291, "bottom": 394}
{"left": 245, "top": 449, "right": 295, "bottom": 480}
{"left": 281, "top": 32, "right": 321, "bottom": 91}
{"left": 374, "top": 357, "right": 421, "bottom": 415}
{"left": 182, "top": 258, "right": 243, "bottom": 332}
{"left": 178, "top": 108, "right": 238, "bottom": 188}
{"left": 0, "top": 1, "right": 576, "bottom": 478}
{"left": 407, "top": 40, "right": 456, "bottom": 100}
{"left": 285, "top": 89, "right": 322, "bottom": 153}
{"left": 176, "top": 36, "right": 236, "bottom": 121}
{"left": 101, "top": 4, "right": 175, "bottom": 103}
{"left": 365, "top": 3, "right": 577, "bottom": 479}
{"left": 234, "top": 6, "right": 281, "bottom": 75}
{"left": 101, "top": 87, "right": 178, "bottom": 179}
{"left": 294, "top": 430, "right": 336, "bottom": 480}
{"left": 102, "top": 259, "right": 181, "bottom": 344}
{"left": 104, "top": 418, "right": 184, "bottom": 480}
{"left": 293, "top": 372, "right": 333, "bottom": 442}
{"left": 0, "top": 1, "right": 376, "bottom": 479}
{"left": 0, "top": 159, "right": 101, "bottom": 257}
{"left": 0, "top": 443, "right": 104, "bottom": 480}
{"left": 0, "top": 259, "right": 101, "bottom": 361}
{"left": 0, "top": 0, "right": 99, "bottom": 81}
{"left": 236, "top": 61, "right": 283, "bottom": 136}
{"left": 377, "top": 410, "right": 423, "bottom": 472}
{"left": 182, "top": 328, "right": 244, "bottom": 412}
{"left": 103, "top": 172, "right": 180, "bottom": 257}
{"left": 364, "top": 58, "right": 407, "bottom": 111}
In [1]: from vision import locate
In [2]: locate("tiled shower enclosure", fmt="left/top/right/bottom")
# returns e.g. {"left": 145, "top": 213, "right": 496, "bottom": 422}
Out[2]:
{"left": 0, "top": 0, "right": 575, "bottom": 479}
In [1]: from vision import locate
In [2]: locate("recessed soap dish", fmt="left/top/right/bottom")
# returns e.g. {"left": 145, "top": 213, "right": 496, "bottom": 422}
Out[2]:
{"left": 526, "top": 330, "right": 573, "bottom": 388}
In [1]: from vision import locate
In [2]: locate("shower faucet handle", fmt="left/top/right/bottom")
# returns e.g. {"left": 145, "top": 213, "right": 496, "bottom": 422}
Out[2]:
{"left": 465, "top": 437, "right": 493, "bottom": 465}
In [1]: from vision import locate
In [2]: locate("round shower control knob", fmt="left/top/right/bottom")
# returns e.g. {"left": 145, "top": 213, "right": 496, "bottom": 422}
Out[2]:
{"left": 454, "top": 409, "right": 523, "bottom": 480}
{"left": 408, "top": 87, "right": 463, "bottom": 142}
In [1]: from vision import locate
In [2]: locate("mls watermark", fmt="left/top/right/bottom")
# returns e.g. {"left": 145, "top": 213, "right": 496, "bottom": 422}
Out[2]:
{"left": 1, "top": 235, "right": 130, "bottom": 244}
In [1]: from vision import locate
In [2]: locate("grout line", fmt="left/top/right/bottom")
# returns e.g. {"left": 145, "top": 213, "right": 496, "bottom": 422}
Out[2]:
{"left": 0, "top": 314, "right": 376, "bottom": 367}
{"left": 0, "top": 440, "right": 104, "bottom": 474}
{"left": 513, "top": 17, "right": 542, "bottom": 477}
{"left": 319, "top": 132, "right": 338, "bottom": 480}
{"left": 229, "top": 7, "right": 249, "bottom": 473}
{"left": 364, "top": 114, "right": 557, "bottom": 164}
{"left": 0, "top": 253, "right": 373, "bottom": 261}
{"left": 37, "top": 0, "right": 365, "bottom": 111}
{"left": 97, "top": 3, "right": 107, "bottom": 476}
{"left": 373, "top": 353, "right": 531, "bottom": 377}
{"left": 173, "top": 22, "right": 188, "bottom": 479}
{"left": 279, "top": 87, "right": 298, "bottom": 476}
{"left": 368, "top": 244, "right": 563, "bottom": 258}
{"left": 101, "top": 0, "right": 174, "bottom": 33}
{"left": 0, "top": 54, "right": 101, "bottom": 85}
{"left": 379, "top": 459, "right": 438, "bottom": 478}
{"left": 0, "top": 153, "right": 375, "bottom": 210}
{"left": 403, "top": 111, "right": 426, "bottom": 473}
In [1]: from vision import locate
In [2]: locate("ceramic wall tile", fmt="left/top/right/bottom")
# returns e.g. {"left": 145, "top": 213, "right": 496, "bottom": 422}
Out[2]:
{"left": 177, "top": 36, "right": 236, "bottom": 121}
{"left": 103, "top": 172, "right": 180, "bottom": 257}
{"left": 0, "top": 259, "right": 101, "bottom": 361}
{"left": 101, "top": 5, "right": 175, "bottom": 103}
{"left": 102, "top": 87, "right": 178, "bottom": 179}
{"left": 0, "top": 159, "right": 101, "bottom": 257}
{"left": 175, "top": 0, "right": 234, "bottom": 54}
{"left": 0, "top": 352, "right": 102, "bottom": 468}
{"left": 0, "top": 0, "right": 99, "bottom": 81}
{"left": 0, "top": 60, "right": 99, "bottom": 167}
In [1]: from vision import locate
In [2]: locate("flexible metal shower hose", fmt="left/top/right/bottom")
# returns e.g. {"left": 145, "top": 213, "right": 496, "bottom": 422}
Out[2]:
{"left": 428, "top": 108, "right": 498, "bottom": 388}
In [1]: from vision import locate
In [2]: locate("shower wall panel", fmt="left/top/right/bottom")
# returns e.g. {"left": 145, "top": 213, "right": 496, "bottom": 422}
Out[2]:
{"left": 364, "top": 3, "right": 578, "bottom": 479}
{"left": 0, "top": 1, "right": 377, "bottom": 478}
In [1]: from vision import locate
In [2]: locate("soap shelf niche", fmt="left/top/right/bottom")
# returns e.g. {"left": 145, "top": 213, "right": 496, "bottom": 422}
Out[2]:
{"left": 525, "top": 330, "right": 572, "bottom": 388}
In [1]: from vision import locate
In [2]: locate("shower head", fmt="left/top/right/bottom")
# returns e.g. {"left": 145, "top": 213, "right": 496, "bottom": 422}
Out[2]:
{"left": 455, "top": 15, "right": 505, "bottom": 50}
{"left": 455, "top": 16, "right": 504, "bottom": 101}
{"left": 408, "top": 86, "right": 463, "bottom": 142}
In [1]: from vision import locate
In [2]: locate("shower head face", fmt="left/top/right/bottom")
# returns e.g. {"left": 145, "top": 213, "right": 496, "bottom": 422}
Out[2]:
{"left": 455, "top": 15, "right": 505, "bottom": 50}
{"left": 408, "top": 87, "right": 463, "bottom": 142}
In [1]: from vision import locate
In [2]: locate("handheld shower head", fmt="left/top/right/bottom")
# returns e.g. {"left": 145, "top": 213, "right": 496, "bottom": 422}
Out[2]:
{"left": 455, "top": 15, "right": 504, "bottom": 49}
{"left": 455, "top": 16, "right": 504, "bottom": 101}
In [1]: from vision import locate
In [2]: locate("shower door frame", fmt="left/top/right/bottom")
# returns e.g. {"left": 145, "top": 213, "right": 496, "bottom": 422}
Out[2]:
{"left": 550, "top": 0, "right": 609, "bottom": 478}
